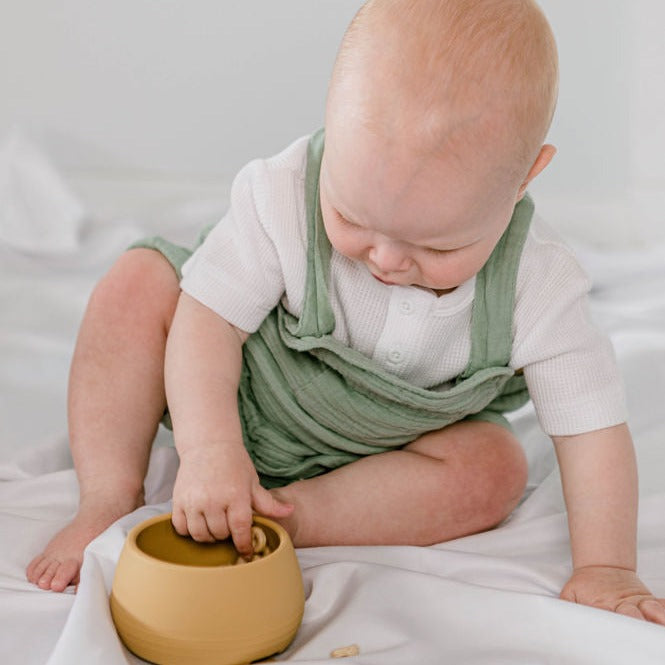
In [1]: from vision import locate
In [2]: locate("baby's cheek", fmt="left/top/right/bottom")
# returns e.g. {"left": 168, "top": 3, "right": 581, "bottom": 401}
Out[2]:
{"left": 422, "top": 259, "right": 467, "bottom": 290}
{"left": 331, "top": 234, "right": 363, "bottom": 261}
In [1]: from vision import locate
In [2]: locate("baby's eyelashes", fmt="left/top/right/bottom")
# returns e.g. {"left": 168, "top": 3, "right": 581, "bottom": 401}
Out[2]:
{"left": 425, "top": 246, "right": 451, "bottom": 256}
{"left": 336, "top": 210, "right": 360, "bottom": 228}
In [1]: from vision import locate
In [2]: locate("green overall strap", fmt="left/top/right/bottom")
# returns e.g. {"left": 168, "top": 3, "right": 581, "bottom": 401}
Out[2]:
{"left": 462, "top": 195, "right": 533, "bottom": 375}
{"left": 458, "top": 188, "right": 533, "bottom": 421}
{"left": 292, "top": 128, "right": 335, "bottom": 337}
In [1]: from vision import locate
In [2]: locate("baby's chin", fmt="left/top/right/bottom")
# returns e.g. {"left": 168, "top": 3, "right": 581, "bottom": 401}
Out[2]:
{"left": 414, "top": 282, "right": 458, "bottom": 296}
{"left": 365, "top": 264, "right": 461, "bottom": 295}
{"left": 375, "top": 274, "right": 459, "bottom": 296}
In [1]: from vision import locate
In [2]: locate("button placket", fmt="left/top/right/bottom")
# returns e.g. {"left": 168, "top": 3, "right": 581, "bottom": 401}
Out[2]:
{"left": 388, "top": 348, "right": 404, "bottom": 364}
{"left": 373, "top": 287, "right": 431, "bottom": 374}
{"left": 398, "top": 300, "right": 414, "bottom": 315}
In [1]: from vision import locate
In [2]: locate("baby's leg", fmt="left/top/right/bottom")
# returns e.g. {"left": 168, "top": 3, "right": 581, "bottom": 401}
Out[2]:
{"left": 271, "top": 420, "right": 528, "bottom": 547}
{"left": 26, "top": 249, "right": 180, "bottom": 592}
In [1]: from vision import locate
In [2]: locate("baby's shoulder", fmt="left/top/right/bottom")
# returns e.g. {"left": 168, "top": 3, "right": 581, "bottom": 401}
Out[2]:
{"left": 520, "top": 215, "right": 588, "bottom": 278}
{"left": 516, "top": 214, "right": 591, "bottom": 302}
{"left": 235, "top": 134, "right": 311, "bottom": 239}
{"left": 232, "top": 134, "right": 310, "bottom": 204}
{"left": 258, "top": 134, "right": 310, "bottom": 181}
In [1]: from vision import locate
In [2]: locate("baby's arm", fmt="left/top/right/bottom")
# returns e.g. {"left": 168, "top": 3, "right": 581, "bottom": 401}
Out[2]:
{"left": 164, "top": 292, "right": 293, "bottom": 555}
{"left": 553, "top": 424, "right": 665, "bottom": 624}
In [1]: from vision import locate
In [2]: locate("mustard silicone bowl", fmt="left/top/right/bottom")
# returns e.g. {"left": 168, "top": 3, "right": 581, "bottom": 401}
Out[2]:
{"left": 110, "top": 513, "right": 305, "bottom": 665}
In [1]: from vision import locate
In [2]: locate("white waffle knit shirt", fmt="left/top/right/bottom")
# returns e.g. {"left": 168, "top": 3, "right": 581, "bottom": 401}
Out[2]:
{"left": 181, "top": 135, "right": 626, "bottom": 436}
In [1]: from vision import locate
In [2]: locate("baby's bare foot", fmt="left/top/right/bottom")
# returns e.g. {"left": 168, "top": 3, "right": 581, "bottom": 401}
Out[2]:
{"left": 26, "top": 498, "right": 142, "bottom": 592}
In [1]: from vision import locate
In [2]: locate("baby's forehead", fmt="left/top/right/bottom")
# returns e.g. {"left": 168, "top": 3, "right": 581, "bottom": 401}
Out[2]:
{"left": 322, "top": 128, "right": 515, "bottom": 244}
{"left": 326, "top": 89, "right": 522, "bottom": 203}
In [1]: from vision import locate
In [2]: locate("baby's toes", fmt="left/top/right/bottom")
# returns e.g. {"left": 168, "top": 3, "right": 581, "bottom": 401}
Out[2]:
{"left": 49, "top": 558, "right": 80, "bottom": 592}
{"left": 26, "top": 554, "right": 49, "bottom": 584}
{"left": 36, "top": 559, "right": 61, "bottom": 590}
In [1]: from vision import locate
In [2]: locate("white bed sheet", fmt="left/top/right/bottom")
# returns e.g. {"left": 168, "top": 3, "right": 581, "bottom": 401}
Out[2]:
{"left": 2, "top": 137, "right": 665, "bottom": 664}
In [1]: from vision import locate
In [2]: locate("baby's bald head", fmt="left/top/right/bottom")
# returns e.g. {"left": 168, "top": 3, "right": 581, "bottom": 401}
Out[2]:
{"left": 326, "top": 0, "right": 558, "bottom": 185}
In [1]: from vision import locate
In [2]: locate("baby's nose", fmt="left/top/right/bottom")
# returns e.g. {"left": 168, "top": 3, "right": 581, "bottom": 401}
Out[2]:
{"left": 368, "top": 240, "right": 411, "bottom": 273}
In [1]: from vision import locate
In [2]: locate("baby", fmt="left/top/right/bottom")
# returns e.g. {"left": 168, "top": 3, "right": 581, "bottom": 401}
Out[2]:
{"left": 27, "top": 0, "right": 665, "bottom": 624}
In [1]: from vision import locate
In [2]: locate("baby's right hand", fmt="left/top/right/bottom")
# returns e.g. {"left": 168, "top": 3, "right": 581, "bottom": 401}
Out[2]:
{"left": 171, "top": 442, "right": 293, "bottom": 557}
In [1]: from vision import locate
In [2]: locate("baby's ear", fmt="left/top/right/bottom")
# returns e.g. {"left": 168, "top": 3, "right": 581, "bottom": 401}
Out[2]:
{"left": 516, "top": 144, "right": 556, "bottom": 201}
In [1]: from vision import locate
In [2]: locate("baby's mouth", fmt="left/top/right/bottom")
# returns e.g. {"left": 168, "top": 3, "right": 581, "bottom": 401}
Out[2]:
{"left": 371, "top": 272, "right": 398, "bottom": 286}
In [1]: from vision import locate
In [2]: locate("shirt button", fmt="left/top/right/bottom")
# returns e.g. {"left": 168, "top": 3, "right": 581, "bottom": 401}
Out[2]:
{"left": 399, "top": 300, "right": 414, "bottom": 315}
{"left": 388, "top": 349, "right": 404, "bottom": 363}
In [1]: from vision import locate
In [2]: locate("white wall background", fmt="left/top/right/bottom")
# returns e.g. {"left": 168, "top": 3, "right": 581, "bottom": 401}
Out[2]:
{"left": 533, "top": 0, "right": 665, "bottom": 246}
{"left": 1, "top": 0, "right": 664, "bottom": 246}
{"left": 0, "top": 1, "right": 362, "bottom": 180}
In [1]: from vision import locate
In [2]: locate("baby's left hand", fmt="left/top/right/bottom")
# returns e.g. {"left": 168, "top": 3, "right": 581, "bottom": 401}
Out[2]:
{"left": 560, "top": 566, "right": 665, "bottom": 625}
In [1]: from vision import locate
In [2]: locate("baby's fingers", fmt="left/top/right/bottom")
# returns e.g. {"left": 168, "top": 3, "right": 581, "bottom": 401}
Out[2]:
{"left": 638, "top": 598, "right": 665, "bottom": 626}
{"left": 615, "top": 600, "right": 646, "bottom": 621}
{"left": 252, "top": 485, "right": 294, "bottom": 519}
{"left": 171, "top": 507, "right": 190, "bottom": 537}
{"left": 227, "top": 502, "right": 254, "bottom": 557}
{"left": 172, "top": 508, "right": 216, "bottom": 542}
{"left": 614, "top": 597, "right": 665, "bottom": 626}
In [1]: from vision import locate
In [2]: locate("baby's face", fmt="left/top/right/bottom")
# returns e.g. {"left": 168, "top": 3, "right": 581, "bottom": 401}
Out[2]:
{"left": 319, "top": 124, "right": 521, "bottom": 295}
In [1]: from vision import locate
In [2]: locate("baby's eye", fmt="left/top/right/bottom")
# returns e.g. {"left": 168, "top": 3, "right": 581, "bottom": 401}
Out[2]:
{"left": 336, "top": 211, "right": 359, "bottom": 228}
{"left": 425, "top": 246, "right": 451, "bottom": 256}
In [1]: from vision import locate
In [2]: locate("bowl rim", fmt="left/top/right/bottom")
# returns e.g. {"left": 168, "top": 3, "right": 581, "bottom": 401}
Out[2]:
{"left": 123, "top": 513, "right": 289, "bottom": 571}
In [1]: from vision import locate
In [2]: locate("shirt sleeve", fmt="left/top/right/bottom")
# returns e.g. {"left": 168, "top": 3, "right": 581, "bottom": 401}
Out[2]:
{"left": 180, "top": 158, "right": 286, "bottom": 333}
{"left": 511, "top": 220, "right": 627, "bottom": 436}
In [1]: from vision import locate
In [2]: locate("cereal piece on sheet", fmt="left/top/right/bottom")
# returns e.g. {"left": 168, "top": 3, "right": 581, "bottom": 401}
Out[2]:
{"left": 330, "top": 643, "right": 360, "bottom": 658}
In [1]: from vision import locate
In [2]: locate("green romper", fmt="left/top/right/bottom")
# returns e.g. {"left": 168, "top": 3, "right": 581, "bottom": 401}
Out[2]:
{"left": 133, "top": 130, "right": 533, "bottom": 489}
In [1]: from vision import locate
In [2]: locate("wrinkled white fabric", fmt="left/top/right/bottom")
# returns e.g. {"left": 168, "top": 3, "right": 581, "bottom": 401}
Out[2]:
{"left": 0, "top": 129, "right": 86, "bottom": 253}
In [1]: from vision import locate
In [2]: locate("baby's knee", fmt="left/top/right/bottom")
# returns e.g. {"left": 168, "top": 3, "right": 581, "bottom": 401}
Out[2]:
{"left": 407, "top": 422, "right": 528, "bottom": 541}
{"left": 90, "top": 249, "right": 180, "bottom": 326}
{"left": 470, "top": 426, "right": 528, "bottom": 528}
